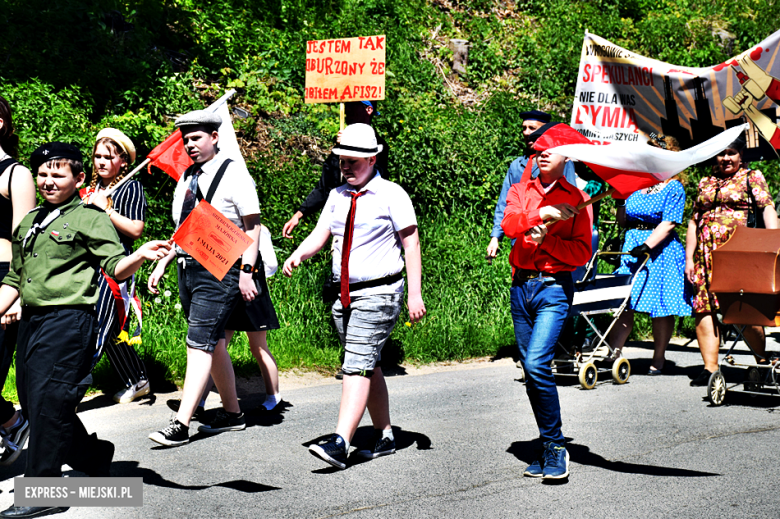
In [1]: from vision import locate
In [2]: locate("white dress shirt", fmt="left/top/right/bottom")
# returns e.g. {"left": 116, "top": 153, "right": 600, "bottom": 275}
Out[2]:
{"left": 317, "top": 172, "right": 417, "bottom": 296}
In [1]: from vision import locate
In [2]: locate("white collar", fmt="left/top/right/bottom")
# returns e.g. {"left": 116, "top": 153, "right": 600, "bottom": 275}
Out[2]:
{"left": 345, "top": 171, "right": 381, "bottom": 195}
{"left": 197, "top": 153, "right": 225, "bottom": 176}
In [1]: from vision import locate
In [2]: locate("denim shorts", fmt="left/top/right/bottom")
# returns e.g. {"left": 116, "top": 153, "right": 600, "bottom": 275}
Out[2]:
{"left": 177, "top": 258, "right": 241, "bottom": 352}
{"left": 332, "top": 293, "right": 402, "bottom": 375}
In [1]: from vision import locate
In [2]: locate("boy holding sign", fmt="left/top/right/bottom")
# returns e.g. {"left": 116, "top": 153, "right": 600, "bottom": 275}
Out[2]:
{"left": 283, "top": 123, "right": 425, "bottom": 470}
{"left": 0, "top": 142, "right": 170, "bottom": 518}
{"left": 148, "top": 110, "right": 262, "bottom": 446}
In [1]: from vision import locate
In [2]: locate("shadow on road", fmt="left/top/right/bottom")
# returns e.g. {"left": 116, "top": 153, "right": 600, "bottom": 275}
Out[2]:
{"left": 304, "top": 425, "right": 432, "bottom": 473}
{"left": 111, "top": 461, "right": 281, "bottom": 493}
{"left": 507, "top": 440, "right": 719, "bottom": 477}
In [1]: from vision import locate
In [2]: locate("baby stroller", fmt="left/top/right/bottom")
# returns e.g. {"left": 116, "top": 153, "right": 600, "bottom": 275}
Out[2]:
{"left": 705, "top": 226, "right": 780, "bottom": 405}
{"left": 551, "top": 250, "right": 650, "bottom": 389}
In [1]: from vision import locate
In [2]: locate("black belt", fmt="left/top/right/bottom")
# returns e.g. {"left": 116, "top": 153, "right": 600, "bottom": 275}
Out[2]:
{"left": 347, "top": 272, "right": 403, "bottom": 292}
{"left": 512, "top": 269, "right": 571, "bottom": 286}
{"left": 626, "top": 223, "right": 655, "bottom": 230}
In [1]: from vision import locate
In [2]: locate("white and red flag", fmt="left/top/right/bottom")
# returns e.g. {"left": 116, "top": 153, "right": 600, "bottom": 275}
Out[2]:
{"left": 533, "top": 122, "right": 749, "bottom": 198}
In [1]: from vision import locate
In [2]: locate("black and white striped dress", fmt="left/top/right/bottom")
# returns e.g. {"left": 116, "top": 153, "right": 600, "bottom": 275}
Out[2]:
{"left": 94, "top": 179, "right": 148, "bottom": 387}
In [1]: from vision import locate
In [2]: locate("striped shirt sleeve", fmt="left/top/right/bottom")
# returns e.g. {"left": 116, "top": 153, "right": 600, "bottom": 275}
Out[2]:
{"left": 114, "top": 180, "right": 148, "bottom": 222}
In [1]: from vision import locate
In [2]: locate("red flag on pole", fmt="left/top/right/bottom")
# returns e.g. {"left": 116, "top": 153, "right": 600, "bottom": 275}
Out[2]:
{"left": 146, "top": 131, "right": 193, "bottom": 181}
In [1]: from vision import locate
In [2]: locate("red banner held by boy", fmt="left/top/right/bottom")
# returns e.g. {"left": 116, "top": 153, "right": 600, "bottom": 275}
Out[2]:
{"left": 147, "top": 131, "right": 193, "bottom": 181}
{"left": 172, "top": 201, "right": 254, "bottom": 281}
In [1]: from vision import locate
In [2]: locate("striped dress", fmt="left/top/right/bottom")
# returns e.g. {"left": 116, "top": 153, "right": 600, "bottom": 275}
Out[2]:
{"left": 93, "top": 180, "right": 149, "bottom": 387}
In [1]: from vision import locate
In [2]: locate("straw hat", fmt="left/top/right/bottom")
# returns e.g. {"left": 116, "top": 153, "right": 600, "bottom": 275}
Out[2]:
{"left": 96, "top": 128, "right": 136, "bottom": 163}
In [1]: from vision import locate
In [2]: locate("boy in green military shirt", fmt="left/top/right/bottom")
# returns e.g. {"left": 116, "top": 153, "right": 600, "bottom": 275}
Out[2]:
{"left": 0, "top": 142, "right": 170, "bottom": 519}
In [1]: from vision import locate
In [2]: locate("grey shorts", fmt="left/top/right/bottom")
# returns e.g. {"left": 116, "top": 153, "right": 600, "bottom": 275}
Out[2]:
{"left": 332, "top": 293, "right": 402, "bottom": 375}
{"left": 178, "top": 258, "right": 240, "bottom": 353}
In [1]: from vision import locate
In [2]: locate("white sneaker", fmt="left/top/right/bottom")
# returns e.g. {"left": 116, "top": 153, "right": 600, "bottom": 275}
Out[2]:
{"left": 113, "top": 380, "right": 151, "bottom": 404}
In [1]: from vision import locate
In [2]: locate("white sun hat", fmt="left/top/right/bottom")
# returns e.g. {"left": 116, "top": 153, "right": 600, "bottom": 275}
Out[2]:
{"left": 331, "top": 123, "right": 383, "bottom": 158}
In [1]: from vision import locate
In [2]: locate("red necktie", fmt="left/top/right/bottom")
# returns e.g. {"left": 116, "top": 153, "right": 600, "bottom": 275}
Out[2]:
{"left": 340, "top": 191, "right": 366, "bottom": 307}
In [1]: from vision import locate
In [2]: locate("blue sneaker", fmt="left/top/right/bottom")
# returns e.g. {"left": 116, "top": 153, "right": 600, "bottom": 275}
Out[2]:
{"left": 309, "top": 434, "right": 348, "bottom": 469}
{"left": 542, "top": 443, "right": 569, "bottom": 479}
{"left": 523, "top": 448, "right": 545, "bottom": 477}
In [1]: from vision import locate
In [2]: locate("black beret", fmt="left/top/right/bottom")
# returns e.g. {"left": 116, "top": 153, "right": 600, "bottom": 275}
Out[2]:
{"left": 528, "top": 121, "right": 562, "bottom": 143}
{"left": 30, "top": 142, "right": 83, "bottom": 173}
{"left": 519, "top": 110, "right": 552, "bottom": 123}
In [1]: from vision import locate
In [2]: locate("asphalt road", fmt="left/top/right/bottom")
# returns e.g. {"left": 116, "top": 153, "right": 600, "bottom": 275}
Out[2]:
{"left": 1, "top": 336, "right": 779, "bottom": 518}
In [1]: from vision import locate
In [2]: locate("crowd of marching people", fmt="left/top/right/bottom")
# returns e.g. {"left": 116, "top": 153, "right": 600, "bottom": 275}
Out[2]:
{"left": 0, "top": 91, "right": 776, "bottom": 516}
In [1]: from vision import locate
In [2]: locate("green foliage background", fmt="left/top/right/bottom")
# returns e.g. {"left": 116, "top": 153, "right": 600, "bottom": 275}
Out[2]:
{"left": 2, "top": 0, "right": 780, "bottom": 393}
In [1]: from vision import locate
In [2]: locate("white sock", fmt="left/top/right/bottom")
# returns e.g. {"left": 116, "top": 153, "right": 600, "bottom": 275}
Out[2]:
{"left": 381, "top": 428, "right": 394, "bottom": 441}
{"left": 262, "top": 393, "right": 281, "bottom": 410}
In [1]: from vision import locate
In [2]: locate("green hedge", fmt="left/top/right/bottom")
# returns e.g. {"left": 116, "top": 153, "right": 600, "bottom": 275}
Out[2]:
{"left": 3, "top": 0, "right": 780, "bottom": 393}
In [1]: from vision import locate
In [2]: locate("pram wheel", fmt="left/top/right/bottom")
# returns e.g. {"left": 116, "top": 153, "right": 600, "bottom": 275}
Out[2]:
{"left": 707, "top": 370, "right": 727, "bottom": 406}
{"left": 611, "top": 357, "right": 630, "bottom": 384}
{"left": 579, "top": 362, "right": 597, "bottom": 389}
{"left": 516, "top": 361, "right": 525, "bottom": 382}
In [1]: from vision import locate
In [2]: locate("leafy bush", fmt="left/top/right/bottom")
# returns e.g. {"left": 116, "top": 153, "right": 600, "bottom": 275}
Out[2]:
{"left": 3, "top": 0, "right": 780, "bottom": 395}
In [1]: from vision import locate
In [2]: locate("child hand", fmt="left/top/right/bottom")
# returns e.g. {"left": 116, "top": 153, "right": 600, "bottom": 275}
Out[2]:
{"left": 0, "top": 300, "right": 21, "bottom": 330}
{"left": 90, "top": 192, "right": 110, "bottom": 211}
{"left": 539, "top": 203, "right": 579, "bottom": 222}
{"left": 528, "top": 225, "right": 547, "bottom": 244}
{"left": 408, "top": 295, "right": 426, "bottom": 323}
{"left": 138, "top": 240, "right": 172, "bottom": 262}
{"left": 239, "top": 272, "right": 258, "bottom": 301}
{"left": 282, "top": 254, "right": 301, "bottom": 277}
{"left": 148, "top": 262, "right": 166, "bottom": 295}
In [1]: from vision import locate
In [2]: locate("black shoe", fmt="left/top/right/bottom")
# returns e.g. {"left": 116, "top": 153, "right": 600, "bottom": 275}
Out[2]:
{"left": 690, "top": 369, "right": 714, "bottom": 387}
{"left": 86, "top": 439, "right": 114, "bottom": 477}
{"left": 309, "top": 434, "right": 348, "bottom": 469}
{"left": 334, "top": 370, "right": 344, "bottom": 380}
{"left": 197, "top": 409, "right": 246, "bottom": 434}
{"left": 355, "top": 433, "right": 396, "bottom": 459}
{"left": 0, "top": 506, "right": 67, "bottom": 518}
{"left": 0, "top": 412, "right": 29, "bottom": 466}
{"left": 166, "top": 399, "right": 204, "bottom": 422}
{"left": 149, "top": 418, "right": 189, "bottom": 447}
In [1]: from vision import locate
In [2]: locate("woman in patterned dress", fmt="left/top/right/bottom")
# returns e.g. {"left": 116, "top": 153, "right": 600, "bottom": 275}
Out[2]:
{"left": 684, "top": 138, "right": 778, "bottom": 386}
{"left": 609, "top": 135, "right": 692, "bottom": 374}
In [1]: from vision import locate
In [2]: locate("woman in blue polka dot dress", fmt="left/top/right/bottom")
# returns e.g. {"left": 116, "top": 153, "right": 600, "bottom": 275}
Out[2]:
{"left": 608, "top": 135, "right": 692, "bottom": 374}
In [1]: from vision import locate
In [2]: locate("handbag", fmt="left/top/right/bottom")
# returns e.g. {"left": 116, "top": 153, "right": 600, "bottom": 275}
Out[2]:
{"left": 258, "top": 225, "right": 278, "bottom": 277}
{"left": 746, "top": 171, "right": 765, "bottom": 229}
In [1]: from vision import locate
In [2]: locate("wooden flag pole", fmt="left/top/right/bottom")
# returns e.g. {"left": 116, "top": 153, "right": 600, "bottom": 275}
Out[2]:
{"left": 339, "top": 102, "right": 346, "bottom": 130}
{"left": 536, "top": 187, "right": 616, "bottom": 231}
{"left": 103, "top": 158, "right": 152, "bottom": 197}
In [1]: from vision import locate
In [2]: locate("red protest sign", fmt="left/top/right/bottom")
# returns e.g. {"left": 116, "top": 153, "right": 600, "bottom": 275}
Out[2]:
{"left": 172, "top": 201, "right": 253, "bottom": 280}
{"left": 305, "top": 35, "right": 386, "bottom": 103}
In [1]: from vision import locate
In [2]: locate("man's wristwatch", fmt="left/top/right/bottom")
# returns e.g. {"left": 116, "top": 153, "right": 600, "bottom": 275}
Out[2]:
{"left": 240, "top": 264, "right": 255, "bottom": 274}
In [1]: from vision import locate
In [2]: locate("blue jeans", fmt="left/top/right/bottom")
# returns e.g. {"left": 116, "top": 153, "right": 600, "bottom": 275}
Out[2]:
{"left": 510, "top": 274, "right": 574, "bottom": 444}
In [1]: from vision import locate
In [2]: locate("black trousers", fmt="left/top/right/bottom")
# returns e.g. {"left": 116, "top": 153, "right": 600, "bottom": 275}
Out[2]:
{"left": 17, "top": 307, "right": 110, "bottom": 477}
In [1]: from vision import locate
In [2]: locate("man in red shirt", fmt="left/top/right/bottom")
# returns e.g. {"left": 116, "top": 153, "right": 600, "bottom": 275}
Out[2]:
{"left": 502, "top": 146, "right": 592, "bottom": 480}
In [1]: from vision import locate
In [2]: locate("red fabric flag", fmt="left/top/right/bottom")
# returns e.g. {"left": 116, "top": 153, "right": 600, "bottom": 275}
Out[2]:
{"left": 146, "top": 131, "right": 193, "bottom": 181}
